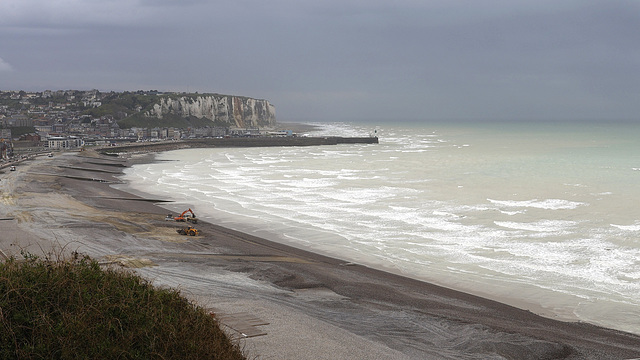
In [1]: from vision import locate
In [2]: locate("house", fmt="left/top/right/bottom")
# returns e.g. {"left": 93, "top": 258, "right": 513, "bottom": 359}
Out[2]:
{"left": 5, "top": 114, "right": 32, "bottom": 127}
{"left": 48, "top": 136, "right": 83, "bottom": 150}
{"left": 19, "top": 133, "right": 41, "bottom": 143}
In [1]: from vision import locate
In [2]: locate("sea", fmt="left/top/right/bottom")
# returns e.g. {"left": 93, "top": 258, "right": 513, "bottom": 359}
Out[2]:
{"left": 119, "top": 120, "right": 640, "bottom": 335}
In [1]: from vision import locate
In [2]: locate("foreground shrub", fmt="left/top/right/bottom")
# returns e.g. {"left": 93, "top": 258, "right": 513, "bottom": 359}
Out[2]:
{"left": 0, "top": 253, "right": 246, "bottom": 360}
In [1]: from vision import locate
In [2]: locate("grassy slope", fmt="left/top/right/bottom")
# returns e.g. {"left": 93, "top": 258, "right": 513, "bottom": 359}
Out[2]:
{"left": 0, "top": 253, "right": 246, "bottom": 360}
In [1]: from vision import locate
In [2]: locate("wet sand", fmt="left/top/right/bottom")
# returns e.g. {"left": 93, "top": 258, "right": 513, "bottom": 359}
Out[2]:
{"left": 1, "top": 150, "right": 639, "bottom": 359}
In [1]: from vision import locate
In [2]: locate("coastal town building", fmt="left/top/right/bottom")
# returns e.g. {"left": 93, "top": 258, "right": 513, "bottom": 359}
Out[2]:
{"left": 3, "top": 114, "right": 32, "bottom": 127}
{"left": 47, "top": 136, "right": 84, "bottom": 150}
{"left": 0, "top": 139, "right": 11, "bottom": 160}
{"left": 19, "top": 133, "right": 40, "bottom": 143}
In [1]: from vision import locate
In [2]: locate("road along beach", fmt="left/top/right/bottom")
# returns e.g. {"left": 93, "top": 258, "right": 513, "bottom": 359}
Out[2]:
{"left": 1, "top": 149, "right": 639, "bottom": 359}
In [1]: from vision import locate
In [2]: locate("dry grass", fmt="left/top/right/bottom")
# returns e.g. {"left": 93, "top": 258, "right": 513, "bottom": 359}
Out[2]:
{"left": 0, "top": 252, "right": 246, "bottom": 359}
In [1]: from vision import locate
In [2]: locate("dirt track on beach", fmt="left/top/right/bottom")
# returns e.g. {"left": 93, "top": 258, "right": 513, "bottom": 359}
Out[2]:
{"left": 1, "top": 151, "right": 639, "bottom": 359}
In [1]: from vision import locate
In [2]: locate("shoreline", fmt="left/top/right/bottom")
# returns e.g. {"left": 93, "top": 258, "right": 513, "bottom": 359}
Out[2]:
{"left": 116, "top": 165, "right": 567, "bottom": 325}
{"left": 1, "top": 150, "right": 639, "bottom": 359}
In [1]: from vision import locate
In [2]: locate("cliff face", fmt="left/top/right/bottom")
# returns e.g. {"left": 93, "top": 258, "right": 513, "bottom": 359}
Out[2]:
{"left": 145, "top": 95, "right": 276, "bottom": 128}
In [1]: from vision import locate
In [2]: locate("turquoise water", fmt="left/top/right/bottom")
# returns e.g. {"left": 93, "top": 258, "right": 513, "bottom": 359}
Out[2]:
{"left": 120, "top": 120, "right": 640, "bottom": 334}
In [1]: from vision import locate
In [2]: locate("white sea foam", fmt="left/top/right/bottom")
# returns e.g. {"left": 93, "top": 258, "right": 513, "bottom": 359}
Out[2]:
{"left": 487, "top": 198, "right": 585, "bottom": 210}
{"left": 494, "top": 220, "right": 576, "bottom": 232}
{"left": 499, "top": 210, "right": 525, "bottom": 215}
{"left": 610, "top": 223, "right": 640, "bottom": 231}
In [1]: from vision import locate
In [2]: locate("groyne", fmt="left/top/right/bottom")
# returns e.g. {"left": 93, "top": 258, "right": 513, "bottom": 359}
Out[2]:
{"left": 99, "top": 136, "right": 378, "bottom": 154}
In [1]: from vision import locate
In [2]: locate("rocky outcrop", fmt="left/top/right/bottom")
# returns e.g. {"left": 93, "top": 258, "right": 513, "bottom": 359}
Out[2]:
{"left": 145, "top": 95, "right": 276, "bottom": 128}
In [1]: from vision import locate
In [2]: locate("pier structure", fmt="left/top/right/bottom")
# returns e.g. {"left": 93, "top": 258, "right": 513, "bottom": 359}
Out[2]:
{"left": 99, "top": 136, "right": 378, "bottom": 154}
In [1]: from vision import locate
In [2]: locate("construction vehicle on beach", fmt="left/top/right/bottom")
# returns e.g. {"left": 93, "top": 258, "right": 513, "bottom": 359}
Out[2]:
{"left": 176, "top": 226, "right": 199, "bottom": 236}
{"left": 167, "top": 208, "right": 198, "bottom": 224}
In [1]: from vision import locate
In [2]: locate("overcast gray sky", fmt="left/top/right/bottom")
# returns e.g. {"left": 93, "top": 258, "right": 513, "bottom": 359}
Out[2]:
{"left": 1, "top": 0, "right": 639, "bottom": 122}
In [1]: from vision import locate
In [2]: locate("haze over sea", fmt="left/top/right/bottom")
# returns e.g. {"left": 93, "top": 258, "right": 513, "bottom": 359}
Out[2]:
{"left": 120, "top": 120, "right": 640, "bottom": 335}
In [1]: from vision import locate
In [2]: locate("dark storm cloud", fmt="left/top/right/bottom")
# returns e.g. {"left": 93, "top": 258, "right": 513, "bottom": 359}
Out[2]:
{"left": 1, "top": 0, "right": 639, "bottom": 121}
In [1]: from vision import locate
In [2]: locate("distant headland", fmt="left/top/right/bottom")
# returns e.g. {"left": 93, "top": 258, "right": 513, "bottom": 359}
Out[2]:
{"left": 1, "top": 89, "right": 282, "bottom": 156}
{"left": 1, "top": 89, "right": 275, "bottom": 141}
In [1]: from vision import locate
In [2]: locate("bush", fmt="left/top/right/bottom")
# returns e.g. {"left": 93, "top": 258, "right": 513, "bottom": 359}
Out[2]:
{"left": 0, "top": 253, "right": 246, "bottom": 360}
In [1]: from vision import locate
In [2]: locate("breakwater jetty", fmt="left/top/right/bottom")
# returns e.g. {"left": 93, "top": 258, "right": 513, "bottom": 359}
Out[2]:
{"left": 99, "top": 136, "right": 378, "bottom": 155}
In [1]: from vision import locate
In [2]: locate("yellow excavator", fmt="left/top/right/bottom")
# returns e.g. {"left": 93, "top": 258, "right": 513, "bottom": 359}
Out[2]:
{"left": 176, "top": 226, "right": 199, "bottom": 236}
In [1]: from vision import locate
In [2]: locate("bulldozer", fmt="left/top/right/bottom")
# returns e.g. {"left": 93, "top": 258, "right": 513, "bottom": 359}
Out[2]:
{"left": 173, "top": 208, "right": 198, "bottom": 224}
{"left": 176, "top": 226, "right": 199, "bottom": 236}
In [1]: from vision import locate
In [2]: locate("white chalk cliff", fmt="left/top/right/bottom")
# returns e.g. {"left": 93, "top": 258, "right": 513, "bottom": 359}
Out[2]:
{"left": 145, "top": 95, "right": 276, "bottom": 128}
